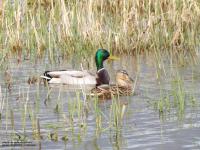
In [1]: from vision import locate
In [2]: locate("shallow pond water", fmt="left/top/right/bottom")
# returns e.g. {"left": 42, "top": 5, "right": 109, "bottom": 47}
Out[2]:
{"left": 0, "top": 54, "right": 200, "bottom": 150}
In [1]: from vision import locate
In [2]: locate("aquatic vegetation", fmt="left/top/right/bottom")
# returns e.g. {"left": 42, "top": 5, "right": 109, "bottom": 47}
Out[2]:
{"left": 109, "top": 97, "right": 127, "bottom": 130}
{"left": 0, "top": 55, "right": 199, "bottom": 149}
{"left": 61, "top": 134, "right": 69, "bottom": 142}
{"left": 0, "top": 0, "right": 200, "bottom": 149}
{"left": 153, "top": 74, "right": 198, "bottom": 121}
{"left": 48, "top": 131, "right": 58, "bottom": 141}
{"left": 0, "top": 0, "right": 200, "bottom": 62}
{"left": 28, "top": 105, "right": 42, "bottom": 140}
{"left": 11, "top": 132, "right": 28, "bottom": 142}
{"left": 27, "top": 76, "right": 39, "bottom": 85}
{"left": 0, "top": 86, "right": 3, "bottom": 120}
{"left": 171, "top": 77, "right": 186, "bottom": 116}
{"left": 67, "top": 92, "right": 88, "bottom": 132}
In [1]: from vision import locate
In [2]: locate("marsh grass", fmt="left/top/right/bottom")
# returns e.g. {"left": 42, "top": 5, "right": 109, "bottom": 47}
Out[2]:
{"left": 93, "top": 98, "right": 102, "bottom": 133}
{"left": 110, "top": 97, "right": 127, "bottom": 130}
{"left": 4, "top": 87, "right": 127, "bottom": 143}
{"left": 28, "top": 104, "right": 42, "bottom": 140}
{"left": 67, "top": 91, "right": 88, "bottom": 133}
{"left": 0, "top": 0, "right": 200, "bottom": 62}
{"left": 0, "top": 0, "right": 200, "bottom": 143}
{"left": 0, "top": 86, "right": 3, "bottom": 120}
{"left": 153, "top": 74, "right": 198, "bottom": 121}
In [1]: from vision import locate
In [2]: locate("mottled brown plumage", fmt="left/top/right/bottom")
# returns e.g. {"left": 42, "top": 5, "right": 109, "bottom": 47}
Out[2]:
{"left": 88, "top": 70, "right": 134, "bottom": 100}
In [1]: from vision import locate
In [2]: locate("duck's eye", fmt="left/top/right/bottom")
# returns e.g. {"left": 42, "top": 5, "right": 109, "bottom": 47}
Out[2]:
{"left": 120, "top": 70, "right": 128, "bottom": 75}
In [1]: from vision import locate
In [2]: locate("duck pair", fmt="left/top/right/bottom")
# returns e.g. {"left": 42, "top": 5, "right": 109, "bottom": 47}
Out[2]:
{"left": 41, "top": 49, "right": 134, "bottom": 98}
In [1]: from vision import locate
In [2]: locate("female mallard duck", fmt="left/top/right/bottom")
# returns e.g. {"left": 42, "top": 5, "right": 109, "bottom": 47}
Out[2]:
{"left": 88, "top": 70, "right": 135, "bottom": 100}
{"left": 41, "top": 49, "right": 118, "bottom": 86}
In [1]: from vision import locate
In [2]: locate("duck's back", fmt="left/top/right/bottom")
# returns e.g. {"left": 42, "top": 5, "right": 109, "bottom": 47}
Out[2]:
{"left": 47, "top": 70, "right": 96, "bottom": 85}
{"left": 60, "top": 73, "right": 96, "bottom": 85}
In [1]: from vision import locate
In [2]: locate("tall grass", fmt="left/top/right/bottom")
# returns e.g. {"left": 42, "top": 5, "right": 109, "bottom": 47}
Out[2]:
{"left": 0, "top": 0, "right": 200, "bottom": 62}
{"left": 153, "top": 72, "right": 199, "bottom": 121}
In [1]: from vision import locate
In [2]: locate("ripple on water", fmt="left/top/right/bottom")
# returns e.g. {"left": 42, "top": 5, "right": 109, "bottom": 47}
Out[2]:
{"left": 0, "top": 57, "right": 200, "bottom": 149}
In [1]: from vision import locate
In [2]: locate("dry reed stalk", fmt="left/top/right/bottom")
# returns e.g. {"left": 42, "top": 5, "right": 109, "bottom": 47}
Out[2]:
{"left": 0, "top": 0, "right": 200, "bottom": 58}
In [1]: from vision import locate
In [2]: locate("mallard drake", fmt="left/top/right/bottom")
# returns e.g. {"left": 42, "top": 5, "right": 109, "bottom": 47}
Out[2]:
{"left": 40, "top": 49, "right": 118, "bottom": 86}
{"left": 88, "top": 70, "right": 135, "bottom": 100}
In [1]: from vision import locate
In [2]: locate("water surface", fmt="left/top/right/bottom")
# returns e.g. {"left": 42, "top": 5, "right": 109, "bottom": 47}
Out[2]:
{"left": 0, "top": 55, "right": 200, "bottom": 149}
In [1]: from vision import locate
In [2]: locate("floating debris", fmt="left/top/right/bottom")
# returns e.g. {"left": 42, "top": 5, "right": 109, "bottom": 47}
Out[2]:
{"left": 48, "top": 132, "right": 58, "bottom": 142}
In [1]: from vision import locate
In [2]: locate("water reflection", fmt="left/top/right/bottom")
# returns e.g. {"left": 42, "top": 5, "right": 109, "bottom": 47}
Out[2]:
{"left": 0, "top": 55, "right": 199, "bottom": 149}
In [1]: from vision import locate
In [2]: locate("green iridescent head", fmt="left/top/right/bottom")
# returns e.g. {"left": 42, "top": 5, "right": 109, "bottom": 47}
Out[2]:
{"left": 95, "top": 49, "right": 110, "bottom": 71}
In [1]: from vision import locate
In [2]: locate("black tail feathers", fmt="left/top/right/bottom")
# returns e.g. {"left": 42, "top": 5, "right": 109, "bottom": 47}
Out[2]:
{"left": 43, "top": 71, "right": 52, "bottom": 81}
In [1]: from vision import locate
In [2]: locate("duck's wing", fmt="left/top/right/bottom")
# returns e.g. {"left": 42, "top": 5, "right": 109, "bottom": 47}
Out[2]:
{"left": 48, "top": 70, "right": 88, "bottom": 77}
{"left": 41, "top": 70, "right": 67, "bottom": 79}
{"left": 60, "top": 73, "right": 96, "bottom": 85}
{"left": 41, "top": 70, "right": 89, "bottom": 79}
{"left": 41, "top": 70, "right": 96, "bottom": 85}
{"left": 97, "top": 84, "right": 110, "bottom": 89}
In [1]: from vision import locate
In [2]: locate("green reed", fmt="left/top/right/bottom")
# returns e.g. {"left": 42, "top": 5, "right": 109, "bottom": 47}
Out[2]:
{"left": 154, "top": 73, "right": 198, "bottom": 121}
{"left": 93, "top": 97, "right": 102, "bottom": 132}
{"left": 109, "top": 97, "right": 127, "bottom": 130}
{"left": 0, "top": 0, "right": 200, "bottom": 62}
{"left": 171, "top": 77, "right": 185, "bottom": 115}
{"left": 0, "top": 86, "right": 3, "bottom": 120}
{"left": 68, "top": 91, "right": 88, "bottom": 132}
{"left": 29, "top": 105, "right": 42, "bottom": 140}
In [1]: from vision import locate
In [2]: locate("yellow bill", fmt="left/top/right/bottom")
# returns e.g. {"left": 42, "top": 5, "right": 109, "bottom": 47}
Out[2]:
{"left": 108, "top": 55, "right": 120, "bottom": 60}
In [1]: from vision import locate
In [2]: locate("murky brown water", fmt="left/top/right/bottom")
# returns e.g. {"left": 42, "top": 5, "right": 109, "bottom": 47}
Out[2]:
{"left": 0, "top": 54, "right": 200, "bottom": 149}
